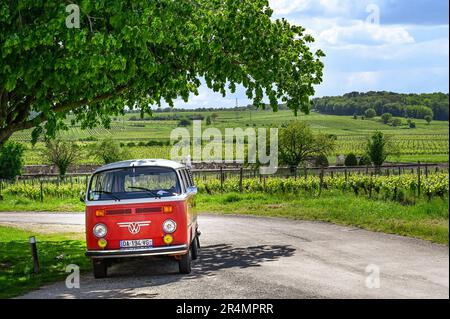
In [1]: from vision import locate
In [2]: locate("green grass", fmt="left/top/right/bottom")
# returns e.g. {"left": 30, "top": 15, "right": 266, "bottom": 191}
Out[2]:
{"left": 0, "top": 195, "right": 84, "bottom": 212}
{"left": 0, "top": 226, "right": 88, "bottom": 298}
{"left": 196, "top": 192, "right": 449, "bottom": 245}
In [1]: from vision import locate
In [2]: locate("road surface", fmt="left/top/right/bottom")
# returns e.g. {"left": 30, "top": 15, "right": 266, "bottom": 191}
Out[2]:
{"left": 0, "top": 212, "right": 448, "bottom": 299}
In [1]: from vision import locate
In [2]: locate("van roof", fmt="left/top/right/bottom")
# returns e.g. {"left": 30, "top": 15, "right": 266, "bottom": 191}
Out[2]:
{"left": 94, "top": 159, "right": 185, "bottom": 173}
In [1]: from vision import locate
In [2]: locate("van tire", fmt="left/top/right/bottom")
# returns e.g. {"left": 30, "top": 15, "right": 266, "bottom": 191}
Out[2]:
{"left": 93, "top": 259, "right": 107, "bottom": 279}
{"left": 191, "top": 236, "right": 199, "bottom": 260}
{"left": 179, "top": 249, "right": 192, "bottom": 274}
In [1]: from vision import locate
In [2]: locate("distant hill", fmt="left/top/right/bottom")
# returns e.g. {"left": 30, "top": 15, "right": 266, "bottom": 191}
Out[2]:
{"left": 312, "top": 91, "right": 449, "bottom": 121}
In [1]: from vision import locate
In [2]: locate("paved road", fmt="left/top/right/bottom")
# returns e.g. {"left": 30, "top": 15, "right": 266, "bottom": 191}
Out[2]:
{"left": 0, "top": 212, "right": 448, "bottom": 299}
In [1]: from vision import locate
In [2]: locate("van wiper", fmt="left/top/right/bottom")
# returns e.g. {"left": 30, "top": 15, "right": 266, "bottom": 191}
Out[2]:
{"left": 91, "top": 190, "right": 121, "bottom": 201}
{"left": 127, "top": 187, "right": 160, "bottom": 198}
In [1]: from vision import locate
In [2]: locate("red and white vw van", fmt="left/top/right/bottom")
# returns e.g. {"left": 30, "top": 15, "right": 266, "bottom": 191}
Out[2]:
{"left": 83, "top": 159, "right": 200, "bottom": 278}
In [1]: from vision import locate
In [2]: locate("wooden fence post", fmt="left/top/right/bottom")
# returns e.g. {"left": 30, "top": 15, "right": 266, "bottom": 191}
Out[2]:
{"left": 220, "top": 166, "right": 224, "bottom": 192}
{"left": 239, "top": 167, "right": 243, "bottom": 193}
{"left": 417, "top": 161, "right": 421, "bottom": 197}
{"left": 39, "top": 180, "right": 43, "bottom": 203}
{"left": 319, "top": 168, "right": 324, "bottom": 196}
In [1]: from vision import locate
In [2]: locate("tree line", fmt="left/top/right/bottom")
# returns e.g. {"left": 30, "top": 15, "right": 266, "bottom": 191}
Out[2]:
{"left": 313, "top": 92, "right": 449, "bottom": 121}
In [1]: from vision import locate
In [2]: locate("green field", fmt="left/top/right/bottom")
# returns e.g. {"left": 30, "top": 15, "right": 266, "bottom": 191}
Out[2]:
{"left": 10, "top": 110, "right": 449, "bottom": 165}
{"left": 0, "top": 226, "right": 88, "bottom": 298}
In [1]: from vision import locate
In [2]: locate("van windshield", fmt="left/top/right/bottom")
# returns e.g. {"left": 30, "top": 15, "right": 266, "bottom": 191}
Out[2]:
{"left": 88, "top": 167, "right": 181, "bottom": 201}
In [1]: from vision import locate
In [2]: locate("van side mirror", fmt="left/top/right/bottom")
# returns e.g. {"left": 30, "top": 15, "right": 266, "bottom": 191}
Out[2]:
{"left": 187, "top": 186, "right": 198, "bottom": 195}
{"left": 80, "top": 191, "right": 86, "bottom": 203}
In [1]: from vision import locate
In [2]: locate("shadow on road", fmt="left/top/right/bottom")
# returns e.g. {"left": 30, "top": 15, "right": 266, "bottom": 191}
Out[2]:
{"left": 53, "top": 244, "right": 296, "bottom": 299}
{"left": 193, "top": 244, "right": 296, "bottom": 274}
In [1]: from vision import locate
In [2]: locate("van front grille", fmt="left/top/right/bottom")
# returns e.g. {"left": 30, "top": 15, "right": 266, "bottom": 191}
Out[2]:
{"left": 106, "top": 209, "right": 132, "bottom": 215}
{"left": 136, "top": 207, "right": 162, "bottom": 214}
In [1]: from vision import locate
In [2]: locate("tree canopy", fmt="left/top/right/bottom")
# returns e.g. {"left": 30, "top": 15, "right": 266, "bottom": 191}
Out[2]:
{"left": 313, "top": 91, "right": 448, "bottom": 121}
{"left": 278, "top": 121, "right": 335, "bottom": 169}
{"left": 0, "top": 0, "right": 325, "bottom": 146}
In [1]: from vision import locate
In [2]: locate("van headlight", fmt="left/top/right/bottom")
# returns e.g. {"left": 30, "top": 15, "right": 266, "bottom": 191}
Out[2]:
{"left": 93, "top": 223, "right": 107, "bottom": 238}
{"left": 163, "top": 219, "right": 177, "bottom": 233}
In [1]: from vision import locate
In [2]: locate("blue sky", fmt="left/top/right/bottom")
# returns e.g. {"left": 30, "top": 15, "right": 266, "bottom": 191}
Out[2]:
{"left": 170, "top": 0, "right": 449, "bottom": 108}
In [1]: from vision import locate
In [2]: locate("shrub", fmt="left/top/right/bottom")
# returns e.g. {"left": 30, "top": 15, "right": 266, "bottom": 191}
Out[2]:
{"left": 314, "top": 154, "right": 329, "bottom": 168}
{"left": 381, "top": 113, "right": 392, "bottom": 124}
{"left": 92, "top": 138, "right": 129, "bottom": 164}
{"left": 178, "top": 119, "right": 191, "bottom": 127}
{"left": 364, "top": 108, "right": 376, "bottom": 119}
{"left": 424, "top": 115, "right": 432, "bottom": 125}
{"left": 359, "top": 154, "right": 372, "bottom": 166}
{"left": 344, "top": 153, "right": 358, "bottom": 167}
{"left": 127, "top": 142, "right": 136, "bottom": 147}
{"left": 392, "top": 118, "right": 402, "bottom": 127}
{"left": 0, "top": 141, "right": 25, "bottom": 180}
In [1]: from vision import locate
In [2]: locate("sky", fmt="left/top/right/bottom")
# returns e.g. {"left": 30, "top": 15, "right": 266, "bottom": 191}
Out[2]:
{"left": 168, "top": 0, "right": 449, "bottom": 109}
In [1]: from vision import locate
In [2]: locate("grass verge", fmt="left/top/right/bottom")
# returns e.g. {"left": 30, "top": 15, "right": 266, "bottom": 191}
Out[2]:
{"left": 0, "top": 195, "right": 84, "bottom": 212}
{"left": 196, "top": 192, "right": 449, "bottom": 245}
{"left": 0, "top": 226, "right": 88, "bottom": 298}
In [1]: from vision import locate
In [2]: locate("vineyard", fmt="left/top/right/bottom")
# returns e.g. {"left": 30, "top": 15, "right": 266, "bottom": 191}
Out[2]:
{"left": 336, "top": 134, "right": 449, "bottom": 156}
{"left": 2, "top": 172, "right": 448, "bottom": 205}
{"left": 9, "top": 110, "right": 449, "bottom": 165}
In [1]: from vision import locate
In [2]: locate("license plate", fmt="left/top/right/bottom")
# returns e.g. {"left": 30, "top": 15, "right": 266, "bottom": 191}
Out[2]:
{"left": 120, "top": 239, "right": 153, "bottom": 249}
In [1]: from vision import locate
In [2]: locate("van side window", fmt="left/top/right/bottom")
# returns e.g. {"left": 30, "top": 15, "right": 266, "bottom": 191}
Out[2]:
{"left": 187, "top": 169, "right": 193, "bottom": 188}
{"left": 186, "top": 169, "right": 194, "bottom": 186}
{"left": 179, "top": 170, "right": 187, "bottom": 193}
{"left": 181, "top": 169, "right": 191, "bottom": 188}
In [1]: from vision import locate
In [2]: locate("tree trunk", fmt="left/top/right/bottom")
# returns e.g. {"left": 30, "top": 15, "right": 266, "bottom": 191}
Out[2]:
{"left": 0, "top": 129, "right": 14, "bottom": 148}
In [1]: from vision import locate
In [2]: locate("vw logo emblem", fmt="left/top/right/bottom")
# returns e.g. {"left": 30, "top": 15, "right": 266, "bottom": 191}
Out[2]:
{"left": 117, "top": 221, "right": 151, "bottom": 234}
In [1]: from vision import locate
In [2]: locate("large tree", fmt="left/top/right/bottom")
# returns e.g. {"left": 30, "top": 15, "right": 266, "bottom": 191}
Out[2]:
{"left": 0, "top": 0, "right": 324, "bottom": 146}
{"left": 278, "top": 121, "right": 335, "bottom": 171}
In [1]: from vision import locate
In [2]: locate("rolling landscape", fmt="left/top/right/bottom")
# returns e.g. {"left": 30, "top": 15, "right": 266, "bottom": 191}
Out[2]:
{"left": 11, "top": 103, "right": 449, "bottom": 166}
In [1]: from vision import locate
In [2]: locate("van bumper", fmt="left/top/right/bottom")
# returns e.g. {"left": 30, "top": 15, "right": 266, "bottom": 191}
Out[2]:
{"left": 86, "top": 244, "right": 189, "bottom": 259}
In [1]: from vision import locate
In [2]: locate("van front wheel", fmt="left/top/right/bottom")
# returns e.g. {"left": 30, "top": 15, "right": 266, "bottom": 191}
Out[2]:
{"left": 93, "top": 259, "right": 107, "bottom": 279}
{"left": 179, "top": 250, "right": 192, "bottom": 274}
{"left": 191, "top": 236, "right": 199, "bottom": 260}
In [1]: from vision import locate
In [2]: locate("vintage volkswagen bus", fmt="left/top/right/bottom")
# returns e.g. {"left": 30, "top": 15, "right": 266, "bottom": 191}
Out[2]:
{"left": 83, "top": 159, "right": 200, "bottom": 278}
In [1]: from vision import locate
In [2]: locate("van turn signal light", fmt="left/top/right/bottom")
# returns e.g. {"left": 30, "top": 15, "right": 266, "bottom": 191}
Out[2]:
{"left": 163, "top": 206, "right": 173, "bottom": 213}
{"left": 95, "top": 209, "right": 106, "bottom": 217}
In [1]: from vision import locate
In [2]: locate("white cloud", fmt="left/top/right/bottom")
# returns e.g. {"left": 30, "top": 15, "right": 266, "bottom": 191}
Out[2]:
{"left": 268, "top": 0, "right": 313, "bottom": 15}
{"left": 319, "top": 20, "right": 415, "bottom": 46}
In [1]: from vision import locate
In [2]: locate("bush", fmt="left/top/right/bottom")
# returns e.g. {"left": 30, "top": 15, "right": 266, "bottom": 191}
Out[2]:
{"left": 364, "top": 108, "right": 376, "bottom": 119}
{"left": 178, "top": 119, "right": 191, "bottom": 127}
{"left": 392, "top": 118, "right": 402, "bottom": 127}
{"left": 344, "top": 153, "right": 358, "bottom": 167}
{"left": 126, "top": 142, "right": 136, "bottom": 147}
{"left": 92, "top": 138, "right": 129, "bottom": 164}
{"left": 314, "top": 154, "right": 329, "bottom": 168}
{"left": 359, "top": 154, "right": 372, "bottom": 166}
{"left": 0, "top": 141, "right": 25, "bottom": 180}
{"left": 381, "top": 113, "right": 392, "bottom": 124}
{"left": 408, "top": 121, "right": 416, "bottom": 129}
